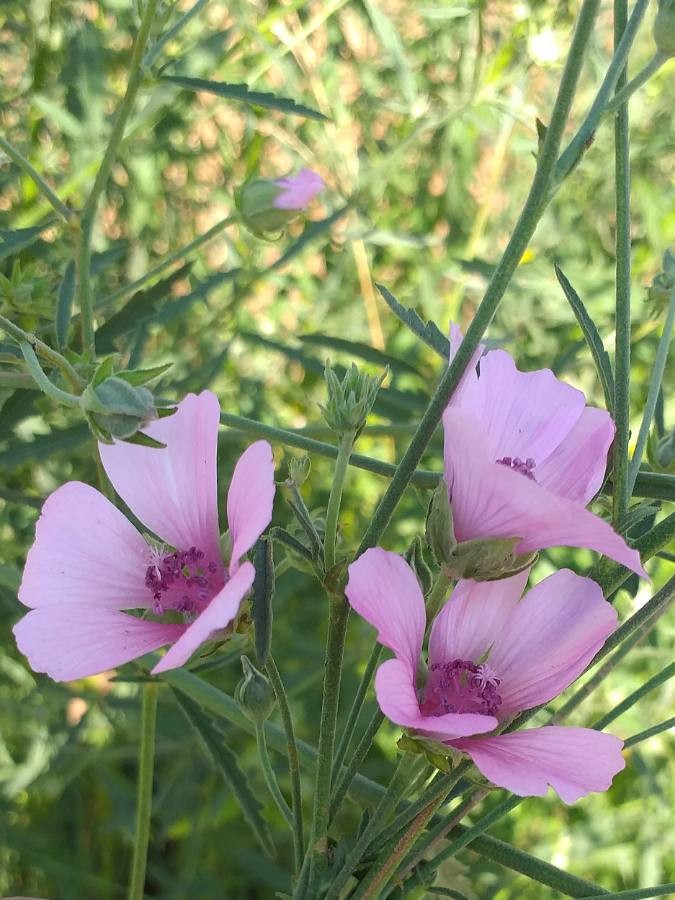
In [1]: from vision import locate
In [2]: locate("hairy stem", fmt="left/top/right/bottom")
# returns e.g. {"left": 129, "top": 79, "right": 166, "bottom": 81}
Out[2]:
{"left": 128, "top": 683, "right": 158, "bottom": 900}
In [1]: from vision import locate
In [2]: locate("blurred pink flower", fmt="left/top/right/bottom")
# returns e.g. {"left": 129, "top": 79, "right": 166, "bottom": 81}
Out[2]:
{"left": 13, "top": 392, "right": 275, "bottom": 681}
{"left": 443, "top": 325, "right": 646, "bottom": 576}
{"left": 272, "top": 168, "right": 324, "bottom": 210}
{"left": 346, "top": 548, "right": 626, "bottom": 802}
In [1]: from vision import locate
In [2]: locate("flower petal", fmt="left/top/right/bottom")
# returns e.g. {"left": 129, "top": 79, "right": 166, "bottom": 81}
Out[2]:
{"left": 346, "top": 549, "right": 426, "bottom": 672}
{"left": 375, "top": 658, "right": 497, "bottom": 741}
{"left": 13, "top": 604, "right": 184, "bottom": 682}
{"left": 454, "top": 349, "right": 586, "bottom": 462}
{"left": 536, "top": 406, "right": 614, "bottom": 504}
{"left": 453, "top": 727, "right": 625, "bottom": 803}
{"left": 19, "top": 482, "right": 150, "bottom": 610}
{"left": 99, "top": 391, "right": 221, "bottom": 557}
{"left": 227, "top": 441, "right": 276, "bottom": 570}
{"left": 443, "top": 408, "right": 647, "bottom": 577}
{"left": 152, "top": 562, "right": 255, "bottom": 674}
{"left": 273, "top": 169, "right": 324, "bottom": 209}
{"left": 428, "top": 570, "right": 529, "bottom": 670}
{"left": 488, "top": 570, "right": 617, "bottom": 716}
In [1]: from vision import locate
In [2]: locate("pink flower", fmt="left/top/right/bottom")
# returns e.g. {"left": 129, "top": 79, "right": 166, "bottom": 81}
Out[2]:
{"left": 272, "top": 169, "right": 324, "bottom": 210}
{"left": 346, "top": 548, "right": 626, "bottom": 802}
{"left": 443, "top": 325, "right": 646, "bottom": 576}
{"left": 13, "top": 392, "right": 275, "bottom": 682}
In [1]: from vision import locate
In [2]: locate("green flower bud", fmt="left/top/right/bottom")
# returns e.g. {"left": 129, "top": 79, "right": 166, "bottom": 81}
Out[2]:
{"left": 80, "top": 376, "right": 158, "bottom": 443}
{"left": 234, "top": 655, "right": 276, "bottom": 724}
{"left": 654, "top": 0, "right": 675, "bottom": 57}
{"left": 321, "top": 362, "right": 387, "bottom": 436}
{"left": 288, "top": 454, "right": 311, "bottom": 486}
{"left": 442, "top": 536, "right": 537, "bottom": 582}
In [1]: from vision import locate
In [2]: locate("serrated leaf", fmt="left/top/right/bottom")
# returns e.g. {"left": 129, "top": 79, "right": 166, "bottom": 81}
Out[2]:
{"left": 172, "top": 690, "right": 275, "bottom": 857}
{"left": 252, "top": 538, "right": 274, "bottom": 667}
{"left": 0, "top": 225, "right": 47, "bottom": 263}
{"left": 299, "top": 333, "right": 423, "bottom": 378}
{"left": 554, "top": 264, "right": 615, "bottom": 413}
{"left": 55, "top": 261, "right": 76, "bottom": 350}
{"left": 161, "top": 74, "right": 329, "bottom": 121}
{"left": 376, "top": 283, "right": 450, "bottom": 359}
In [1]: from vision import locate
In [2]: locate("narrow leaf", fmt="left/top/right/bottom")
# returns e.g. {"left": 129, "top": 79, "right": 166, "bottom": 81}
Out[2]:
{"left": 578, "top": 886, "right": 675, "bottom": 900}
{"left": 55, "top": 261, "right": 76, "bottom": 350}
{"left": 252, "top": 537, "right": 274, "bottom": 667}
{"left": 376, "top": 283, "right": 450, "bottom": 358}
{"left": 299, "top": 333, "right": 423, "bottom": 378}
{"left": 161, "top": 74, "right": 328, "bottom": 121}
{"left": 116, "top": 363, "right": 173, "bottom": 386}
{"left": 554, "top": 264, "right": 615, "bottom": 413}
{"left": 172, "top": 690, "right": 275, "bottom": 857}
{"left": 0, "top": 225, "right": 47, "bottom": 262}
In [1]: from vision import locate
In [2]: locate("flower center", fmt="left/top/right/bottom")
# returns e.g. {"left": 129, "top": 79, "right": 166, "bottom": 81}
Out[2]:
{"left": 144, "top": 546, "right": 220, "bottom": 615}
{"left": 420, "top": 659, "right": 502, "bottom": 717}
{"left": 496, "top": 456, "right": 536, "bottom": 480}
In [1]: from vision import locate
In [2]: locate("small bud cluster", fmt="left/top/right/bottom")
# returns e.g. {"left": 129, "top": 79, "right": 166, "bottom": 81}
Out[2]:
{"left": 321, "top": 362, "right": 387, "bottom": 436}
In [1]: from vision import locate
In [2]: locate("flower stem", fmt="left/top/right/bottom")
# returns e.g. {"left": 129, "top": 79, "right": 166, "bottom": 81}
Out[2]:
{"left": 255, "top": 721, "right": 294, "bottom": 828}
{"left": 76, "top": 0, "right": 160, "bottom": 357}
{"left": 331, "top": 642, "right": 383, "bottom": 781}
{"left": 612, "top": 0, "right": 632, "bottom": 528}
{"left": 330, "top": 708, "right": 385, "bottom": 822}
{"left": 265, "top": 655, "right": 304, "bottom": 875}
{"left": 604, "top": 52, "right": 669, "bottom": 116}
{"left": 0, "top": 135, "right": 73, "bottom": 222}
{"left": 128, "top": 683, "right": 158, "bottom": 900}
{"left": 323, "top": 430, "right": 355, "bottom": 572}
{"left": 0, "top": 314, "right": 85, "bottom": 391}
{"left": 19, "top": 342, "right": 81, "bottom": 408}
{"left": 424, "top": 571, "right": 453, "bottom": 622}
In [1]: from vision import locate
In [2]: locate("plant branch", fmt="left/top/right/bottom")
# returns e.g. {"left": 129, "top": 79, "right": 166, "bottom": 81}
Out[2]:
{"left": 0, "top": 135, "right": 73, "bottom": 222}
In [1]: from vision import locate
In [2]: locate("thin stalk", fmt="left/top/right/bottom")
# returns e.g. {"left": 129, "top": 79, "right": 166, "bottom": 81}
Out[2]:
{"left": 604, "top": 52, "right": 669, "bottom": 116}
{"left": 266, "top": 655, "right": 304, "bottom": 875}
{"left": 331, "top": 643, "right": 384, "bottom": 779}
{"left": 627, "top": 292, "right": 675, "bottom": 495}
{"left": 143, "top": 0, "right": 210, "bottom": 70}
{"left": 425, "top": 571, "right": 453, "bottom": 622}
{"left": 330, "top": 709, "right": 385, "bottom": 822}
{"left": 323, "top": 430, "right": 355, "bottom": 571}
{"left": 255, "top": 721, "right": 294, "bottom": 828}
{"left": 612, "top": 0, "right": 632, "bottom": 527}
{"left": 0, "top": 135, "right": 72, "bottom": 222}
{"left": 578, "top": 886, "right": 675, "bottom": 900}
{"left": 592, "top": 661, "right": 675, "bottom": 731}
{"left": 101, "top": 214, "right": 236, "bottom": 306}
{"left": 127, "top": 683, "right": 158, "bottom": 900}
{"left": 304, "top": 593, "right": 350, "bottom": 895}
{"left": 76, "top": 0, "right": 160, "bottom": 356}
{"left": 19, "top": 342, "right": 81, "bottom": 408}
{"left": 0, "top": 314, "right": 85, "bottom": 390}
{"left": 623, "top": 716, "right": 675, "bottom": 749}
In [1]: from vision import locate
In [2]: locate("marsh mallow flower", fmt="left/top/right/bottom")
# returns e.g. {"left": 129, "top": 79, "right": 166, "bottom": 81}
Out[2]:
{"left": 237, "top": 168, "right": 324, "bottom": 235}
{"left": 13, "top": 391, "right": 275, "bottom": 681}
{"left": 346, "top": 548, "right": 625, "bottom": 802}
{"left": 442, "top": 326, "right": 646, "bottom": 578}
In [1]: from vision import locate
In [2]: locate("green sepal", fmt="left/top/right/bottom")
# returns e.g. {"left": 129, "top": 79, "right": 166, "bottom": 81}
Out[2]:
{"left": 442, "top": 536, "right": 537, "bottom": 582}
{"left": 425, "top": 478, "right": 456, "bottom": 566}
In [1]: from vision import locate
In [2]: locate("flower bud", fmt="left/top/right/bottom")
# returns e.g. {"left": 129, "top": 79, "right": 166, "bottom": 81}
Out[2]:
{"left": 321, "top": 362, "right": 387, "bottom": 436}
{"left": 236, "top": 169, "right": 324, "bottom": 236}
{"left": 234, "top": 655, "right": 276, "bottom": 724}
{"left": 442, "top": 536, "right": 537, "bottom": 582}
{"left": 425, "top": 479, "right": 456, "bottom": 567}
{"left": 81, "top": 376, "right": 158, "bottom": 443}
{"left": 288, "top": 454, "right": 311, "bottom": 486}
{"left": 654, "top": 0, "right": 675, "bottom": 57}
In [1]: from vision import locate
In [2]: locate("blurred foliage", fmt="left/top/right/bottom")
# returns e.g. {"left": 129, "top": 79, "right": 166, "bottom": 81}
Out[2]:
{"left": 0, "top": 0, "right": 673, "bottom": 897}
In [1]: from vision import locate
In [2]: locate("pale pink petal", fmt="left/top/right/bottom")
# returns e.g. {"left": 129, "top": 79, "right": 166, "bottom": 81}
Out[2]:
{"left": 428, "top": 570, "right": 529, "bottom": 670}
{"left": 152, "top": 563, "right": 255, "bottom": 674}
{"left": 99, "top": 392, "right": 221, "bottom": 559}
{"left": 13, "top": 604, "right": 184, "bottom": 682}
{"left": 345, "top": 549, "right": 426, "bottom": 672}
{"left": 443, "top": 408, "right": 647, "bottom": 577}
{"left": 273, "top": 169, "right": 324, "bottom": 210}
{"left": 536, "top": 407, "right": 614, "bottom": 504}
{"left": 375, "top": 658, "right": 497, "bottom": 741}
{"left": 455, "top": 350, "right": 586, "bottom": 462}
{"left": 488, "top": 570, "right": 617, "bottom": 716}
{"left": 453, "top": 727, "right": 625, "bottom": 803}
{"left": 227, "top": 441, "right": 276, "bottom": 571}
{"left": 19, "top": 482, "right": 150, "bottom": 611}
{"left": 446, "top": 323, "right": 483, "bottom": 408}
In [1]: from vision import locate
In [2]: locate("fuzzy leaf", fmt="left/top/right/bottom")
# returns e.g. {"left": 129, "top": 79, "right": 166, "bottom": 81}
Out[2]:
{"left": 55, "top": 261, "right": 76, "bottom": 351}
{"left": 376, "top": 283, "right": 450, "bottom": 358}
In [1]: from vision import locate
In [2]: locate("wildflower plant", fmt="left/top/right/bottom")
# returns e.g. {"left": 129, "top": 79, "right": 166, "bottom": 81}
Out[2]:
{"left": 0, "top": 2, "right": 673, "bottom": 899}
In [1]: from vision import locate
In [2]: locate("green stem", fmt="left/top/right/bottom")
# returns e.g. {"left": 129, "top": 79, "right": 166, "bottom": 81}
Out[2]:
{"left": 554, "top": 0, "right": 651, "bottom": 183}
{"left": 142, "top": 0, "right": 210, "bottom": 70}
{"left": 0, "top": 135, "right": 73, "bottom": 222}
{"left": 604, "top": 52, "right": 669, "bottom": 116}
{"left": 76, "top": 0, "right": 160, "bottom": 357}
{"left": 611, "top": 0, "right": 632, "bottom": 527}
{"left": 128, "top": 683, "right": 158, "bottom": 900}
{"left": 623, "top": 716, "right": 675, "bottom": 749}
{"left": 304, "top": 592, "right": 350, "bottom": 895}
{"left": 330, "top": 709, "right": 385, "bottom": 822}
{"left": 101, "top": 214, "right": 236, "bottom": 307}
{"left": 19, "top": 342, "right": 81, "bottom": 408}
{"left": 331, "top": 643, "right": 384, "bottom": 780}
{"left": 589, "top": 511, "right": 675, "bottom": 596}
{"left": 266, "top": 655, "right": 304, "bottom": 875}
{"left": 425, "top": 571, "right": 453, "bottom": 622}
{"left": 255, "top": 721, "right": 294, "bottom": 828}
{"left": 323, "top": 430, "right": 355, "bottom": 571}
{"left": 579, "top": 886, "right": 675, "bottom": 900}
{"left": 0, "top": 314, "right": 85, "bottom": 390}
{"left": 627, "top": 292, "right": 675, "bottom": 495}
{"left": 592, "top": 661, "right": 675, "bottom": 731}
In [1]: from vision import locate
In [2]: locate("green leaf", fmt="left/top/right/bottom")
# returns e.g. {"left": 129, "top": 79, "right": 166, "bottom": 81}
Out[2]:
{"left": 252, "top": 538, "right": 274, "bottom": 667}
{"left": 0, "top": 423, "right": 89, "bottom": 469}
{"left": 122, "top": 431, "right": 166, "bottom": 449}
{"left": 554, "top": 264, "right": 615, "bottom": 413}
{"left": 299, "top": 333, "right": 423, "bottom": 378}
{"left": 161, "top": 74, "right": 329, "bottom": 121}
{"left": 171, "top": 690, "right": 275, "bottom": 858}
{"left": 0, "top": 563, "right": 21, "bottom": 591}
{"left": 267, "top": 206, "right": 350, "bottom": 273}
{"left": 116, "top": 363, "right": 173, "bottom": 386}
{"left": 55, "top": 260, "right": 76, "bottom": 351}
{"left": 577, "top": 887, "right": 675, "bottom": 900}
{"left": 0, "top": 225, "right": 47, "bottom": 262}
{"left": 363, "top": 0, "right": 418, "bottom": 109}
{"left": 376, "top": 283, "right": 450, "bottom": 358}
